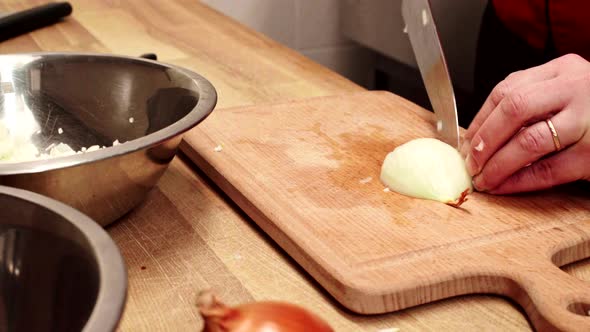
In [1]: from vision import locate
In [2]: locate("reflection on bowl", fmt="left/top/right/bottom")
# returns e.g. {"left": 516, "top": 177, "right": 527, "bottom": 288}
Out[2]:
{"left": 0, "top": 53, "right": 217, "bottom": 226}
{"left": 0, "top": 185, "right": 126, "bottom": 332}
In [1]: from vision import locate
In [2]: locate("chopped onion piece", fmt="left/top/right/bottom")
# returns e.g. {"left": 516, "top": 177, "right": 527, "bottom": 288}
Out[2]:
{"left": 359, "top": 176, "right": 372, "bottom": 184}
{"left": 422, "top": 9, "right": 429, "bottom": 26}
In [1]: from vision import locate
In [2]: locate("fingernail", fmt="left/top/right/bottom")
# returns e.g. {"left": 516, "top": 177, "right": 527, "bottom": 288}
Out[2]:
{"left": 473, "top": 138, "right": 485, "bottom": 152}
{"left": 472, "top": 174, "right": 486, "bottom": 192}
{"left": 464, "top": 128, "right": 475, "bottom": 140}
{"left": 465, "top": 154, "right": 479, "bottom": 176}
{"left": 460, "top": 138, "right": 471, "bottom": 158}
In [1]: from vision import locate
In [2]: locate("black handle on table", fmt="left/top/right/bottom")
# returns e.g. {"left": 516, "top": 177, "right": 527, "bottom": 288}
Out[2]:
{"left": 0, "top": 2, "right": 73, "bottom": 42}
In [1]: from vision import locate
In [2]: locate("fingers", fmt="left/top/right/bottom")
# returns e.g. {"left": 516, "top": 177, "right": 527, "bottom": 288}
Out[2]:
{"left": 488, "top": 141, "right": 589, "bottom": 194}
{"left": 463, "top": 60, "right": 561, "bottom": 145}
{"left": 472, "top": 109, "right": 585, "bottom": 191}
{"left": 463, "top": 77, "right": 569, "bottom": 177}
{"left": 463, "top": 54, "right": 590, "bottom": 194}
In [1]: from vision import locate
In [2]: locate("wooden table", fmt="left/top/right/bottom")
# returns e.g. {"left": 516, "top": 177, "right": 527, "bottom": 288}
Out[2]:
{"left": 2, "top": 1, "right": 588, "bottom": 331}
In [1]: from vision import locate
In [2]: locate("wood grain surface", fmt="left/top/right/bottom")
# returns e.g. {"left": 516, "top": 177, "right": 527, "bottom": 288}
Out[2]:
{"left": 2, "top": 1, "right": 590, "bottom": 331}
{"left": 182, "top": 91, "right": 590, "bottom": 331}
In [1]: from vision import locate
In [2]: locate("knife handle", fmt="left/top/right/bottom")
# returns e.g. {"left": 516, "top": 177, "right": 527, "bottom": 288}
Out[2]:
{"left": 0, "top": 2, "right": 73, "bottom": 42}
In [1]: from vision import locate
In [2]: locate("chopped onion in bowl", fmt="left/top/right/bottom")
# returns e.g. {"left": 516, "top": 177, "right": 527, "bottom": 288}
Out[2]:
{"left": 0, "top": 119, "right": 122, "bottom": 163}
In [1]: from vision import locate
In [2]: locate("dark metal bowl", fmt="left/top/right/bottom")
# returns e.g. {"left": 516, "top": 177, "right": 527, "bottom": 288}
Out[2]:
{"left": 0, "top": 185, "right": 126, "bottom": 332}
{"left": 0, "top": 53, "right": 217, "bottom": 226}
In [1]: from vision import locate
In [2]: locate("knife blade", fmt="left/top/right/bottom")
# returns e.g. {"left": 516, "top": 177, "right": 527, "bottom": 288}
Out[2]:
{"left": 401, "top": 0, "right": 460, "bottom": 149}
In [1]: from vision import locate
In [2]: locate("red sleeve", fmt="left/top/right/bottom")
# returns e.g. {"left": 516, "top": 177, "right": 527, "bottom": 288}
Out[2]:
{"left": 492, "top": 0, "right": 590, "bottom": 59}
{"left": 492, "top": 0, "right": 547, "bottom": 50}
{"left": 550, "top": 1, "right": 590, "bottom": 58}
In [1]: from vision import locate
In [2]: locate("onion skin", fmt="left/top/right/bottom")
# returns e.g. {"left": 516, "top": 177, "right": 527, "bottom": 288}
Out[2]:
{"left": 445, "top": 188, "right": 470, "bottom": 208}
{"left": 197, "top": 291, "right": 334, "bottom": 332}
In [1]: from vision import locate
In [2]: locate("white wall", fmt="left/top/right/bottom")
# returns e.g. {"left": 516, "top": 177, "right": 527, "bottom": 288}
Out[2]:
{"left": 200, "top": 0, "right": 375, "bottom": 86}
{"left": 342, "top": 0, "right": 488, "bottom": 92}
{"left": 200, "top": 0, "right": 487, "bottom": 92}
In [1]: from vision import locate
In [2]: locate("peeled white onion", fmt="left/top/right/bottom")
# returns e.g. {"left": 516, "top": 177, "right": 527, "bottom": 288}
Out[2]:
{"left": 380, "top": 138, "right": 472, "bottom": 207}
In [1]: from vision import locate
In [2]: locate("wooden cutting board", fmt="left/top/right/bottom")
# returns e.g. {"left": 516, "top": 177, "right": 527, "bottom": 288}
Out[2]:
{"left": 181, "top": 91, "right": 590, "bottom": 331}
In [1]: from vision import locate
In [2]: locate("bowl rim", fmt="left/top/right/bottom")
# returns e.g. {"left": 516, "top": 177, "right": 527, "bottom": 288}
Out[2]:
{"left": 0, "top": 185, "right": 127, "bottom": 332}
{"left": 0, "top": 52, "right": 218, "bottom": 175}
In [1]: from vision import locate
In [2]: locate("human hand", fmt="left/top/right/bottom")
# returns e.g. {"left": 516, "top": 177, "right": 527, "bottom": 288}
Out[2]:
{"left": 460, "top": 54, "right": 590, "bottom": 194}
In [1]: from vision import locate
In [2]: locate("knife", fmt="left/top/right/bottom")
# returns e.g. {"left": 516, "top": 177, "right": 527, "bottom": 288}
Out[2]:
{"left": 401, "top": 0, "right": 460, "bottom": 149}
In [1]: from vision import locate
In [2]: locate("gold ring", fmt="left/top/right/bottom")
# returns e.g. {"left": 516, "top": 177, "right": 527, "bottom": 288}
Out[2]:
{"left": 545, "top": 119, "right": 561, "bottom": 151}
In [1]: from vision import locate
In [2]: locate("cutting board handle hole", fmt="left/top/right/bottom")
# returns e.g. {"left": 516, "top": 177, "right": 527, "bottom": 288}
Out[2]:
{"left": 551, "top": 239, "right": 590, "bottom": 271}
{"left": 567, "top": 302, "right": 590, "bottom": 317}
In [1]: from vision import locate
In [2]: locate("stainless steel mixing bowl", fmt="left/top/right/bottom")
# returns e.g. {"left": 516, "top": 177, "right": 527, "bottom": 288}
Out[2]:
{"left": 0, "top": 53, "right": 217, "bottom": 226}
{"left": 0, "top": 185, "right": 126, "bottom": 332}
